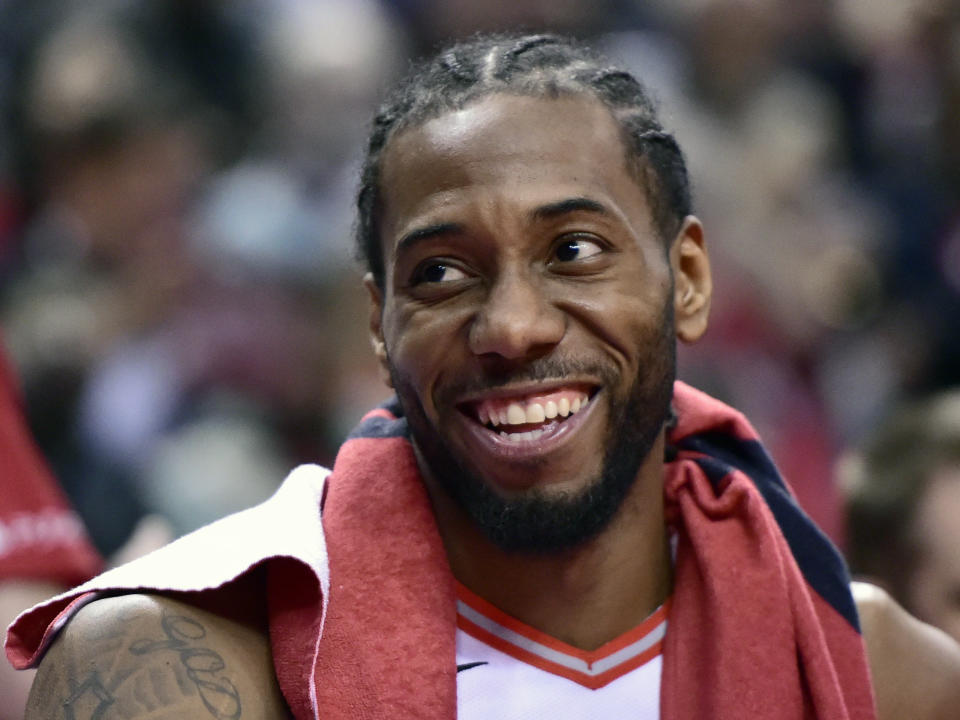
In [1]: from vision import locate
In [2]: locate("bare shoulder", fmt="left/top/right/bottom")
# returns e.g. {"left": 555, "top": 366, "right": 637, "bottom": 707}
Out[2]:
{"left": 26, "top": 592, "right": 291, "bottom": 720}
{"left": 0, "top": 579, "right": 66, "bottom": 720}
{"left": 853, "top": 581, "right": 960, "bottom": 720}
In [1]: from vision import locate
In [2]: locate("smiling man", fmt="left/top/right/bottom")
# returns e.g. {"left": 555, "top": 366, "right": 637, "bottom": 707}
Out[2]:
{"left": 8, "top": 33, "right": 960, "bottom": 720}
{"left": 374, "top": 92, "right": 682, "bottom": 561}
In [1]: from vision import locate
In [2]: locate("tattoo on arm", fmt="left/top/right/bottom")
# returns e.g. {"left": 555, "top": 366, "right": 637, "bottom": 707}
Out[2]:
{"left": 62, "top": 671, "right": 115, "bottom": 720}
{"left": 129, "top": 614, "right": 242, "bottom": 720}
{"left": 27, "top": 597, "right": 289, "bottom": 720}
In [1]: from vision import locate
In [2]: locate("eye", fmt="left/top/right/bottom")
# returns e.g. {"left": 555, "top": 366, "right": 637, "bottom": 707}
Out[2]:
{"left": 552, "top": 235, "right": 604, "bottom": 263}
{"left": 412, "top": 261, "right": 468, "bottom": 285}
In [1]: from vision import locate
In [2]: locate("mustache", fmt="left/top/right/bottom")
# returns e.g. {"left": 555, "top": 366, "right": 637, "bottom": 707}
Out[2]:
{"left": 439, "top": 357, "right": 619, "bottom": 401}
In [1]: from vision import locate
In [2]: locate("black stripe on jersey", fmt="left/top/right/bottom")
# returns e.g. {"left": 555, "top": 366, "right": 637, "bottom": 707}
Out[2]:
{"left": 678, "top": 431, "right": 859, "bottom": 633}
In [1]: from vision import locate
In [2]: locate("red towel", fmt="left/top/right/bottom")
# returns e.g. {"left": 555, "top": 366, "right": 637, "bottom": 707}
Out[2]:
{"left": 276, "top": 381, "right": 875, "bottom": 719}
{"left": 661, "top": 384, "right": 875, "bottom": 719}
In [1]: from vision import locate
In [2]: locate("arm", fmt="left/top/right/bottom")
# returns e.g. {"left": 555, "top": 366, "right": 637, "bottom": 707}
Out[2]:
{"left": 0, "top": 579, "right": 64, "bottom": 720}
{"left": 25, "top": 593, "right": 292, "bottom": 720}
{"left": 854, "top": 581, "right": 960, "bottom": 720}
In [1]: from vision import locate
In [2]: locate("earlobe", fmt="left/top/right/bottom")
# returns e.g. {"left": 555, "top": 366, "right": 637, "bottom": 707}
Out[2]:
{"left": 363, "top": 273, "right": 394, "bottom": 389}
{"left": 670, "top": 216, "right": 712, "bottom": 344}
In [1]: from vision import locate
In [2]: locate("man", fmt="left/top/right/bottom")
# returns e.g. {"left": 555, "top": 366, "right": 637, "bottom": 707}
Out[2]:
{"left": 8, "top": 33, "right": 960, "bottom": 719}
{"left": 843, "top": 390, "right": 960, "bottom": 644}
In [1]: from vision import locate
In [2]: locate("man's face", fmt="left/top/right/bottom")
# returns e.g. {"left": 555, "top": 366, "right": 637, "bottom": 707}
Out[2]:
{"left": 368, "top": 94, "right": 693, "bottom": 552}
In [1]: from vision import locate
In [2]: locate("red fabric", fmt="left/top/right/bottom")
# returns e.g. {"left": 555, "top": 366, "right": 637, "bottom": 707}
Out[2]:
{"left": 268, "top": 557, "right": 327, "bottom": 720}
{"left": 0, "top": 342, "right": 101, "bottom": 585}
{"left": 662, "top": 385, "right": 875, "bottom": 719}
{"left": 305, "top": 436, "right": 457, "bottom": 719}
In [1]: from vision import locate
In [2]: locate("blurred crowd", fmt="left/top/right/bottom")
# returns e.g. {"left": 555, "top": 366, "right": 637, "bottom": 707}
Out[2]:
{"left": 0, "top": 0, "right": 958, "bottom": 555}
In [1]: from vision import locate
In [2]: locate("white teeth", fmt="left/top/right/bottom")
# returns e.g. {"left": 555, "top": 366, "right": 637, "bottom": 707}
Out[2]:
{"left": 526, "top": 403, "right": 545, "bottom": 423}
{"left": 481, "top": 394, "right": 589, "bottom": 429}
{"left": 498, "top": 427, "right": 546, "bottom": 443}
{"left": 506, "top": 403, "right": 526, "bottom": 425}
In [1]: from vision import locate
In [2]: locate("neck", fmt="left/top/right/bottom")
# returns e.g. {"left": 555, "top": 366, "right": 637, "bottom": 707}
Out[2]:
{"left": 421, "top": 435, "right": 672, "bottom": 651}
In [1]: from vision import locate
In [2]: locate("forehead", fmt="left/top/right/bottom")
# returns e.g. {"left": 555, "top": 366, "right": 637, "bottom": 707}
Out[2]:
{"left": 378, "top": 93, "right": 650, "bottom": 245}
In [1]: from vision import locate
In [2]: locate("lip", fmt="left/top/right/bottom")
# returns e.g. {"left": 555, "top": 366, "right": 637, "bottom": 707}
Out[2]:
{"left": 454, "top": 385, "right": 601, "bottom": 463}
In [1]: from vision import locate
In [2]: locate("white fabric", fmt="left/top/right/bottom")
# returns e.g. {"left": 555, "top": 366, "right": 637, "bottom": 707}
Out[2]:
{"left": 456, "top": 630, "right": 661, "bottom": 719}
{"left": 10, "top": 464, "right": 332, "bottom": 662}
{"left": 455, "top": 593, "right": 664, "bottom": 720}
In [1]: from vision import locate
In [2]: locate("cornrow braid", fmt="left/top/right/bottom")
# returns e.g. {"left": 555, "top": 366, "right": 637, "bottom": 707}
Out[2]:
{"left": 356, "top": 32, "right": 692, "bottom": 288}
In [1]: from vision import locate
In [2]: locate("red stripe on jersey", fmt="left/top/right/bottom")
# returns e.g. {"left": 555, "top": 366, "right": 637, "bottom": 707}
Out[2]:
{"left": 456, "top": 581, "right": 668, "bottom": 689}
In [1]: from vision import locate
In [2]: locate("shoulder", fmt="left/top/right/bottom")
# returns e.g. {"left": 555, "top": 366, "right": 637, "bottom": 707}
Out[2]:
{"left": 26, "top": 592, "right": 291, "bottom": 719}
{"left": 853, "top": 581, "right": 960, "bottom": 720}
{"left": 1, "top": 579, "right": 66, "bottom": 719}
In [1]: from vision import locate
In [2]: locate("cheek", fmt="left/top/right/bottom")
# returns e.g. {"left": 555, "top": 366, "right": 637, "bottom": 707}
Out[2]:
{"left": 384, "top": 308, "right": 467, "bottom": 408}
{"left": 577, "top": 284, "right": 673, "bottom": 369}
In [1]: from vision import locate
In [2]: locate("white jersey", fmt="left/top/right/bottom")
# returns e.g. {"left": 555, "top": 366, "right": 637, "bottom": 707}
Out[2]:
{"left": 455, "top": 582, "right": 667, "bottom": 719}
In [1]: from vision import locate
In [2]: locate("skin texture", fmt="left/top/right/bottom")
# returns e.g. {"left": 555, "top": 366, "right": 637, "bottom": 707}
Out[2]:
{"left": 371, "top": 93, "right": 683, "bottom": 555}
{"left": 24, "top": 593, "right": 291, "bottom": 720}
{"left": 854, "top": 582, "right": 960, "bottom": 720}
{"left": 366, "top": 94, "right": 711, "bottom": 649}
{"left": 0, "top": 580, "right": 63, "bottom": 720}
{"left": 906, "top": 468, "right": 960, "bottom": 643}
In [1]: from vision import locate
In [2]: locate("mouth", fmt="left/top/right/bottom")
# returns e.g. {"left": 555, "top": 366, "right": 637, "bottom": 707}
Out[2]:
{"left": 456, "top": 384, "right": 598, "bottom": 444}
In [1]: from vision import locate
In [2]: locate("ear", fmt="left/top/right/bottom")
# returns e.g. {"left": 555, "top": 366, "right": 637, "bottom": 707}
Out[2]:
{"left": 363, "top": 273, "right": 394, "bottom": 389}
{"left": 669, "top": 216, "right": 712, "bottom": 344}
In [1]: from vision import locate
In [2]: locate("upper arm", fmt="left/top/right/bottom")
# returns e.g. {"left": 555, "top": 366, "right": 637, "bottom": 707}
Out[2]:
{"left": 0, "top": 579, "right": 65, "bottom": 720}
{"left": 854, "top": 581, "right": 960, "bottom": 720}
{"left": 25, "top": 593, "right": 291, "bottom": 720}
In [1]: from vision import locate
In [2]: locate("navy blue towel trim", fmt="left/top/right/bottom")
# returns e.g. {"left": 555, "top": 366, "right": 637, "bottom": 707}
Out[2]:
{"left": 346, "top": 396, "right": 410, "bottom": 440}
{"left": 678, "top": 432, "right": 860, "bottom": 632}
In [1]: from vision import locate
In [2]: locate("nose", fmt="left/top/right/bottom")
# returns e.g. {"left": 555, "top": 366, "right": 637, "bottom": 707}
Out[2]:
{"left": 468, "top": 270, "right": 565, "bottom": 360}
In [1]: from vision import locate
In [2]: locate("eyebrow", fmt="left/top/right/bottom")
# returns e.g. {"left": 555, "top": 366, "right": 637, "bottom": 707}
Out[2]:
{"left": 393, "top": 197, "right": 610, "bottom": 257}
{"left": 395, "top": 222, "right": 464, "bottom": 258}
{"left": 531, "top": 197, "right": 610, "bottom": 221}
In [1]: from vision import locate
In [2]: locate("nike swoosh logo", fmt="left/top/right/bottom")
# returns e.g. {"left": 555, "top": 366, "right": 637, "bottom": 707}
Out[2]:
{"left": 457, "top": 661, "right": 489, "bottom": 673}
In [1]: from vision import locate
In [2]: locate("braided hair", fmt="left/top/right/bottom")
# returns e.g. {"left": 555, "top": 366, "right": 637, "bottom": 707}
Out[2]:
{"left": 357, "top": 32, "right": 692, "bottom": 288}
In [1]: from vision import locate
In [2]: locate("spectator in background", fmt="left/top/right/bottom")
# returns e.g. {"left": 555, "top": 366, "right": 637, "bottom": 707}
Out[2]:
{"left": 841, "top": 389, "right": 960, "bottom": 644}
{"left": 0, "top": 14, "right": 209, "bottom": 553}
{"left": 1, "top": 1, "right": 401, "bottom": 548}
{"left": 0, "top": 338, "right": 100, "bottom": 719}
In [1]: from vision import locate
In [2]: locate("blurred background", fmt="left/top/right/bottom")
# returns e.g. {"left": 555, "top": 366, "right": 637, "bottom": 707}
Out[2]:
{"left": 0, "top": 0, "right": 958, "bottom": 555}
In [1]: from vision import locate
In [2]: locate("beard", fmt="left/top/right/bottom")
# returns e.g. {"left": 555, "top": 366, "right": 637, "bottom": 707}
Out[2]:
{"left": 391, "top": 303, "right": 677, "bottom": 555}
